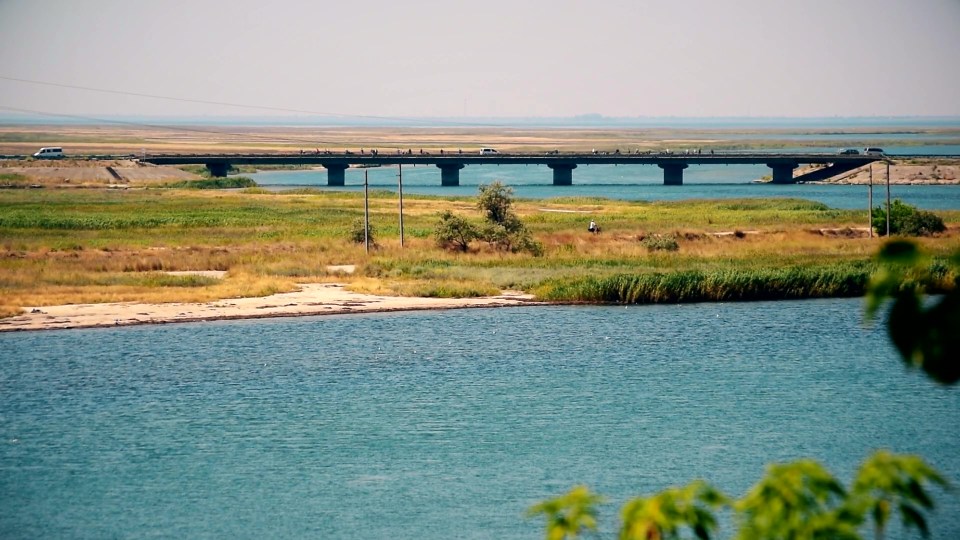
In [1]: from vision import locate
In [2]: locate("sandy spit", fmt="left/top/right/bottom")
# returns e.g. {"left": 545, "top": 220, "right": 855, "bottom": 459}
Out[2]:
{"left": 0, "top": 284, "right": 541, "bottom": 332}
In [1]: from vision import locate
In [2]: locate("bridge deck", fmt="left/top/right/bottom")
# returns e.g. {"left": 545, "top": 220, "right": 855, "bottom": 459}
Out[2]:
{"left": 141, "top": 152, "right": 883, "bottom": 167}
{"left": 137, "top": 151, "right": 898, "bottom": 185}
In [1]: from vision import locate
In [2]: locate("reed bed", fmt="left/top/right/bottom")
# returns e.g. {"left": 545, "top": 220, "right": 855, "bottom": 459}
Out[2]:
{"left": 531, "top": 263, "right": 872, "bottom": 303}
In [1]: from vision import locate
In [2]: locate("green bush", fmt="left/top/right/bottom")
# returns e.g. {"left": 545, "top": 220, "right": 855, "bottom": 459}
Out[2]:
{"left": 164, "top": 177, "right": 257, "bottom": 190}
{"left": 431, "top": 181, "right": 542, "bottom": 256}
{"left": 350, "top": 218, "right": 375, "bottom": 245}
{"left": 641, "top": 234, "right": 680, "bottom": 252}
{"left": 871, "top": 199, "right": 945, "bottom": 236}
{"left": 477, "top": 181, "right": 515, "bottom": 226}
{"left": 434, "top": 210, "right": 478, "bottom": 252}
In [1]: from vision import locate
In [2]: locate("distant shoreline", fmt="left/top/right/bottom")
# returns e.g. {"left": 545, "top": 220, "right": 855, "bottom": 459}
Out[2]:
{"left": 2, "top": 115, "right": 959, "bottom": 129}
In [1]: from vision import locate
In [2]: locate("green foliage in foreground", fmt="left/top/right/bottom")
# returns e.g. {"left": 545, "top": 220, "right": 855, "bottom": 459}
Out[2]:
{"left": 535, "top": 241, "right": 958, "bottom": 540}
{"left": 531, "top": 451, "right": 947, "bottom": 540}
{"left": 872, "top": 199, "right": 946, "bottom": 237}
{"left": 532, "top": 263, "right": 879, "bottom": 303}
{"left": 527, "top": 486, "right": 605, "bottom": 540}
{"left": 163, "top": 177, "right": 258, "bottom": 189}
{"left": 866, "top": 240, "right": 960, "bottom": 384}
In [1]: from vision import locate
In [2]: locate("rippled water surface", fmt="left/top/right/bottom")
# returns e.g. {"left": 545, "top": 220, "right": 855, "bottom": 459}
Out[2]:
{"left": 1, "top": 300, "right": 958, "bottom": 538}
{"left": 250, "top": 166, "right": 960, "bottom": 210}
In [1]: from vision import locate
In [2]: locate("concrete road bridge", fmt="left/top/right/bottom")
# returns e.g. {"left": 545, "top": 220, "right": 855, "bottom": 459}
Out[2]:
{"left": 139, "top": 151, "right": 890, "bottom": 186}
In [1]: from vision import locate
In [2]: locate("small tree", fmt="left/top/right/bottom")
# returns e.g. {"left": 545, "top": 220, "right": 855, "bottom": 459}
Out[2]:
{"left": 478, "top": 181, "right": 515, "bottom": 226}
{"left": 434, "top": 210, "right": 478, "bottom": 252}
{"left": 475, "top": 181, "right": 543, "bottom": 255}
{"left": 871, "top": 200, "right": 945, "bottom": 237}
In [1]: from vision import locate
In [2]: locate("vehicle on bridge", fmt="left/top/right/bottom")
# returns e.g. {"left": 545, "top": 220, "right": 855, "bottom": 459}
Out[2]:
{"left": 33, "top": 147, "right": 63, "bottom": 158}
{"left": 838, "top": 148, "right": 860, "bottom": 155}
{"left": 863, "top": 147, "right": 885, "bottom": 156}
{"left": 479, "top": 148, "right": 499, "bottom": 155}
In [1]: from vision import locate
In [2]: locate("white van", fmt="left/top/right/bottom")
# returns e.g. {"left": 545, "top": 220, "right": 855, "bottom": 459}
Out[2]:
{"left": 33, "top": 147, "right": 64, "bottom": 158}
{"left": 479, "top": 148, "right": 499, "bottom": 155}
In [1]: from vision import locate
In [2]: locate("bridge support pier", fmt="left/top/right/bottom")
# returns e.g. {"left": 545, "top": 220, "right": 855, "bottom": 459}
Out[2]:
{"left": 548, "top": 163, "right": 577, "bottom": 185}
{"left": 659, "top": 163, "right": 688, "bottom": 185}
{"left": 437, "top": 163, "right": 465, "bottom": 186}
{"left": 206, "top": 163, "right": 229, "bottom": 178}
{"left": 768, "top": 163, "right": 798, "bottom": 184}
{"left": 321, "top": 163, "right": 348, "bottom": 186}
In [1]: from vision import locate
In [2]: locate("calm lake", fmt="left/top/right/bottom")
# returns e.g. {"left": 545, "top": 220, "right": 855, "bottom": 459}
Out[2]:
{"left": 1, "top": 299, "right": 958, "bottom": 538}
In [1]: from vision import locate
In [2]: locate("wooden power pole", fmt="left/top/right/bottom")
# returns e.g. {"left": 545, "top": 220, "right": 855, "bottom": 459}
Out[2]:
{"left": 398, "top": 164, "right": 405, "bottom": 248}
{"left": 364, "top": 170, "right": 370, "bottom": 253}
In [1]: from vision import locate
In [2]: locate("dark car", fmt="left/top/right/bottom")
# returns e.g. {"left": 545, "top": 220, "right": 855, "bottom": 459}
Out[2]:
{"left": 838, "top": 148, "right": 860, "bottom": 155}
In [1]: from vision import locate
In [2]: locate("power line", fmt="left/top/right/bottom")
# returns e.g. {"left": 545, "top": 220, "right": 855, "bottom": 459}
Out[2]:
{"left": 0, "top": 75, "right": 498, "bottom": 128}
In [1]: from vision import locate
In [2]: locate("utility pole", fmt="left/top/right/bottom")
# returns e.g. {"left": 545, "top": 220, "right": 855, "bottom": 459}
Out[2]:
{"left": 364, "top": 170, "right": 370, "bottom": 254}
{"left": 868, "top": 163, "right": 873, "bottom": 238}
{"left": 398, "top": 164, "right": 405, "bottom": 248}
{"left": 885, "top": 161, "right": 891, "bottom": 237}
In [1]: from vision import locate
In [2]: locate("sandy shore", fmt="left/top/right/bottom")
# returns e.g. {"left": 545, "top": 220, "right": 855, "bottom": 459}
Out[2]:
{"left": 816, "top": 161, "right": 959, "bottom": 185}
{"left": 0, "top": 283, "right": 540, "bottom": 332}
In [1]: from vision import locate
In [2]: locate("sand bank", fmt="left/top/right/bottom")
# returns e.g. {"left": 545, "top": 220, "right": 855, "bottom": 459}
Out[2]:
{"left": 818, "top": 161, "right": 959, "bottom": 185}
{"left": 0, "top": 283, "right": 540, "bottom": 332}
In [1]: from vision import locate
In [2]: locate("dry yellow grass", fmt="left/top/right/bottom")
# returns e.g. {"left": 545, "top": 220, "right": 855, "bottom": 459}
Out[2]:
{"left": 2, "top": 187, "right": 958, "bottom": 316}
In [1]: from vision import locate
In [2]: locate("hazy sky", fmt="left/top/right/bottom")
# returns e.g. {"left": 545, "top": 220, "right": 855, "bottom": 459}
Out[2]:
{"left": 1, "top": 0, "right": 958, "bottom": 120}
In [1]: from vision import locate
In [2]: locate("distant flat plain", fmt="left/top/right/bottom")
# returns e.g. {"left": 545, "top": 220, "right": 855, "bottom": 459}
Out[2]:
{"left": 2, "top": 123, "right": 960, "bottom": 155}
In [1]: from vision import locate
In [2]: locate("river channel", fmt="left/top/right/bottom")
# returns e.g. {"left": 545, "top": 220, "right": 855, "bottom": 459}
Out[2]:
{"left": 1, "top": 299, "right": 957, "bottom": 538}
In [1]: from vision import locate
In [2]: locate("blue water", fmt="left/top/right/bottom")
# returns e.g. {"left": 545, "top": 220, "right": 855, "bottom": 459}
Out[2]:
{"left": 249, "top": 166, "right": 960, "bottom": 210}
{"left": 1, "top": 299, "right": 958, "bottom": 539}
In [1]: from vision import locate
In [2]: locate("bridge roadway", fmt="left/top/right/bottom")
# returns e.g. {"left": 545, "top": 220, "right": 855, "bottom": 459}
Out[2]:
{"left": 140, "top": 152, "right": 887, "bottom": 186}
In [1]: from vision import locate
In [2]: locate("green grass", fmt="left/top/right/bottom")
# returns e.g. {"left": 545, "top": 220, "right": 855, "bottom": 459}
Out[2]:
{"left": 162, "top": 177, "right": 258, "bottom": 190}
{"left": 531, "top": 263, "right": 876, "bottom": 303}
{"left": 0, "top": 173, "right": 32, "bottom": 187}
{"left": 1, "top": 188, "right": 958, "bottom": 312}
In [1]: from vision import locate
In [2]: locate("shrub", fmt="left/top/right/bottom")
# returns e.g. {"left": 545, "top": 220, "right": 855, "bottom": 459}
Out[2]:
{"left": 350, "top": 218, "right": 375, "bottom": 245}
{"left": 641, "top": 234, "right": 680, "bottom": 252}
{"left": 164, "top": 177, "right": 257, "bottom": 189}
{"left": 0, "top": 173, "right": 31, "bottom": 187}
{"left": 434, "top": 210, "right": 478, "bottom": 252}
{"left": 872, "top": 199, "right": 945, "bottom": 236}
{"left": 477, "top": 181, "right": 515, "bottom": 226}
{"left": 469, "top": 181, "right": 542, "bottom": 256}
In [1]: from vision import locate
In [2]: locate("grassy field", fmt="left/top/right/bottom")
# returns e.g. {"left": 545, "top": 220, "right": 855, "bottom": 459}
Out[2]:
{"left": 1, "top": 187, "right": 958, "bottom": 318}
